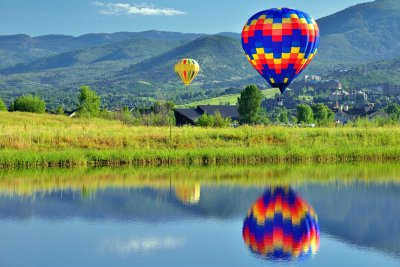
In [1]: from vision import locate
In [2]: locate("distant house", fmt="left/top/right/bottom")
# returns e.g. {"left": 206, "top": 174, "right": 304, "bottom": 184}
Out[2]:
{"left": 292, "top": 79, "right": 342, "bottom": 91}
{"left": 261, "top": 98, "right": 299, "bottom": 112}
{"left": 65, "top": 109, "right": 78, "bottom": 117}
{"left": 345, "top": 108, "right": 387, "bottom": 121}
{"left": 174, "top": 105, "right": 239, "bottom": 125}
{"left": 334, "top": 109, "right": 351, "bottom": 124}
{"left": 334, "top": 107, "right": 387, "bottom": 123}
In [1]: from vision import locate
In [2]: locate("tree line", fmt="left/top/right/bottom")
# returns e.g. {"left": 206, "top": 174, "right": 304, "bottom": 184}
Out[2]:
{"left": 1, "top": 84, "right": 400, "bottom": 127}
{"left": 237, "top": 85, "right": 335, "bottom": 126}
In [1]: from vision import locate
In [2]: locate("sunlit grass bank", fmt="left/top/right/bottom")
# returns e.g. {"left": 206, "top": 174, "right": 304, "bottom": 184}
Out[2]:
{"left": 1, "top": 112, "right": 400, "bottom": 168}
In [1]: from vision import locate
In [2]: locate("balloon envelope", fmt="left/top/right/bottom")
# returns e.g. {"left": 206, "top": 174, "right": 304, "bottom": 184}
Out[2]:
{"left": 241, "top": 8, "right": 320, "bottom": 94}
{"left": 175, "top": 184, "right": 201, "bottom": 205}
{"left": 242, "top": 187, "right": 320, "bottom": 261}
{"left": 174, "top": 58, "right": 200, "bottom": 86}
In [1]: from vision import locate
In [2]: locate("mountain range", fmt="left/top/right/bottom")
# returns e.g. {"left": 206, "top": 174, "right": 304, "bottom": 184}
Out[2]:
{"left": 0, "top": 0, "right": 399, "bottom": 109}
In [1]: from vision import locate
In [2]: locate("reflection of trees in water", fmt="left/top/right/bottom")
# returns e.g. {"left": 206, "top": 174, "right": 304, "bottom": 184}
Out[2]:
{"left": 1, "top": 163, "right": 400, "bottom": 197}
{"left": 81, "top": 186, "right": 96, "bottom": 199}
{"left": 298, "top": 184, "right": 400, "bottom": 256}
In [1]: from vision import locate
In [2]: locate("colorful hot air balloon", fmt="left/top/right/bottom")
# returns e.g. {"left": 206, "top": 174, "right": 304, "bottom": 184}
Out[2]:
{"left": 242, "top": 187, "right": 320, "bottom": 261}
{"left": 241, "top": 8, "right": 320, "bottom": 94}
{"left": 174, "top": 58, "right": 200, "bottom": 86}
{"left": 175, "top": 184, "right": 201, "bottom": 205}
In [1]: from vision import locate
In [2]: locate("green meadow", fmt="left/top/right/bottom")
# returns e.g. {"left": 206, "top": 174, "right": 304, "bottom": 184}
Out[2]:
{"left": 1, "top": 111, "right": 400, "bottom": 168}
{"left": 179, "top": 88, "right": 280, "bottom": 107}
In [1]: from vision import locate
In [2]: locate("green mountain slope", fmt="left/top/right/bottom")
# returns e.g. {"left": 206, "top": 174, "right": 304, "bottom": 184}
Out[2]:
{"left": 0, "top": 0, "right": 400, "bottom": 109}
{"left": 117, "top": 35, "right": 257, "bottom": 87}
{"left": 0, "top": 31, "right": 204, "bottom": 69}
{"left": 1, "top": 38, "right": 190, "bottom": 74}
{"left": 316, "top": 0, "right": 400, "bottom": 64}
{"left": 328, "top": 57, "right": 400, "bottom": 88}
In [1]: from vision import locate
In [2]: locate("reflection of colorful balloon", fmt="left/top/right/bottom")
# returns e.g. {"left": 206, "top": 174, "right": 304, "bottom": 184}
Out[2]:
{"left": 242, "top": 187, "right": 320, "bottom": 261}
{"left": 241, "top": 8, "right": 320, "bottom": 94}
{"left": 175, "top": 184, "right": 201, "bottom": 205}
{"left": 174, "top": 58, "right": 200, "bottom": 86}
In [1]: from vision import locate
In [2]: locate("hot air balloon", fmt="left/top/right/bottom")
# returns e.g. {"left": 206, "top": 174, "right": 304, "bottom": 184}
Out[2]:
{"left": 241, "top": 8, "right": 320, "bottom": 94}
{"left": 175, "top": 184, "right": 201, "bottom": 205}
{"left": 174, "top": 58, "right": 200, "bottom": 86}
{"left": 242, "top": 187, "right": 320, "bottom": 261}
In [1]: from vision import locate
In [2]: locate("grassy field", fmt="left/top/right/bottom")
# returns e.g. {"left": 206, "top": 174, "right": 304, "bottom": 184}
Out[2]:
{"left": 179, "top": 88, "right": 280, "bottom": 107}
{"left": 1, "top": 111, "right": 400, "bottom": 168}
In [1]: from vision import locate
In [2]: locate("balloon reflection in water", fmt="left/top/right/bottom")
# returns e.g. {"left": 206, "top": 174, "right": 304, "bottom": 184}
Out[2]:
{"left": 242, "top": 187, "right": 320, "bottom": 261}
{"left": 174, "top": 184, "right": 201, "bottom": 205}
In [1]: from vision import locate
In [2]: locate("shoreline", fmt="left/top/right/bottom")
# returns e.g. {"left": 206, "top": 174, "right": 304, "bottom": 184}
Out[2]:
{"left": 1, "top": 146, "right": 400, "bottom": 169}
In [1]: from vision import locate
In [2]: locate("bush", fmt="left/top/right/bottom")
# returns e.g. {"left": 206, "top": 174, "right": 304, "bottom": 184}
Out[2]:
{"left": 0, "top": 98, "right": 7, "bottom": 111}
{"left": 386, "top": 103, "right": 400, "bottom": 121}
{"left": 56, "top": 106, "right": 65, "bottom": 115}
{"left": 257, "top": 108, "right": 271, "bottom": 125}
{"left": 9, "top": 95, "right": 46, "bottom": 114}
{"left": 196, "top": 111, "right": 231, "bottom": 128}
{"left": 213, "top": 111, "right": 232, "bottom": 127}
{"left": 197, "top": 113, "right": 215, "bottom": 127}
{"left": 77, "top": 86, "right": 100, "bottom": 117}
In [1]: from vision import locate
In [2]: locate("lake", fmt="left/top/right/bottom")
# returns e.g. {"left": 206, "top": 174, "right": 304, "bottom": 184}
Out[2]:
{"left": 0, "top": 164, "right": 399, "bottom": 267}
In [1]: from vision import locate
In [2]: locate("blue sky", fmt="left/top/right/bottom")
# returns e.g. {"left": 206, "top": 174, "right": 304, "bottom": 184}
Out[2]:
{"left": 0, "top": 0, "right": 372, "bottom": 36}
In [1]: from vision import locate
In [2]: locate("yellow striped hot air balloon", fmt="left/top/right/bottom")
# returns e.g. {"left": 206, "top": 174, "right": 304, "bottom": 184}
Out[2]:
{"left": 174, "top": 58, "right": 200, "bottom": 86}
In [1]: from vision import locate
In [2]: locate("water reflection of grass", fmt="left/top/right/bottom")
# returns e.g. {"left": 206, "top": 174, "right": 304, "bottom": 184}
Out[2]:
{"left": 2, "top": 112, "right": 400, "bottom": 168}
{"left": 1, "top": 164, "right": 400, "bottom": 196}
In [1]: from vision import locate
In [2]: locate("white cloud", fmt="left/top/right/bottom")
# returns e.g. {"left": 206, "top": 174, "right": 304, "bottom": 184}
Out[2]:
{"left": 99, "top": 236, "right": 186, "bottom": 256}
{"left": 94, "top": 2, "right": 186, "bottom": 16}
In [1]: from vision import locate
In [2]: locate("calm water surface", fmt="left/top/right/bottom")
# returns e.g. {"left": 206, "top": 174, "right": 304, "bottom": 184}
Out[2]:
{"left": 0, "top": 167, "right": 399, "bottom": 267}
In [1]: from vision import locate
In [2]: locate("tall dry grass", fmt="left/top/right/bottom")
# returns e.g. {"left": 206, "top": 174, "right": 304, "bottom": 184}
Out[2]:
{"left": 1, "top": 112, "right": 400, "bottom": 168}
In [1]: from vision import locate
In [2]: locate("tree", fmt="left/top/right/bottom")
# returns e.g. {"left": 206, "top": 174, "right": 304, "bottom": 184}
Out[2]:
{"left": 290, "top": 115, "right": 298, "bottom": 124}
{"left": 327, "top": 108, "right": 335, "bottom": 123}
{"left": 297, "top": 104, "right": 314, "bottom": 124}
{"left": 257, "top": 108, "right": 270, "bottom": 125}
{"left": 149, "top": 101, "right": 175, "bottom": 126}
{"left": 213, "top": 111, "right": 231, "bottom": 128}
{"left": 0, "top": 98, "right": 7, "bottom": 111}
{"left": 56, "top": 106, "right": 65, "bottom": 115}
{"left": 238, "top": 85, "right": 262, "bottom": 124}
{"left": 77, "top": 86, "right": 100, "bottom": 117}
{"left": 386, "top": 103, "right": 400, "bottom": 121}
{"left": 9, "top": 95, "right": 46, "bottom": 114}
{"left": 278, "top": 108, "right": 289, "bottom": 124}
{"left": 196, "top": 113, "right": 215, "bottom": 127}
{"left": 312, "top": 103, "right": 335, "bottom": 126}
